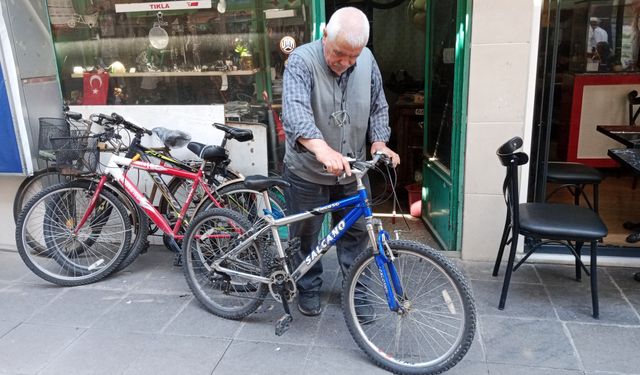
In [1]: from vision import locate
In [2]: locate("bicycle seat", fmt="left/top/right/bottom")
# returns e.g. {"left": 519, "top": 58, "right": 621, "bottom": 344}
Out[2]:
{"left": 152, "top": 127, "right": 191, "bottom": 149}
{"left": 243, "top": 175, "right": 290, "bottom": 191}
{"left": 187, "top": 142, "right": 228, "bottom": 163}
{"left": 213, "top": 123, "right": 253, "bottom": 142}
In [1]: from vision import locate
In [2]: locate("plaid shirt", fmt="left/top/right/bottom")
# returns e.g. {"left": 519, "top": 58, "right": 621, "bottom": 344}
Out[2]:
{"left": 282, "top": 52, "right": 390, "bottom": 148}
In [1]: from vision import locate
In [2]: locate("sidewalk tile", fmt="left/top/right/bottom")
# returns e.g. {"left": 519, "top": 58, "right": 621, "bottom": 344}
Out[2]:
{"left": 0, "top": 284, "right": 64, "bottom": 322}
{"left": 567, "top": 322, "right": 640, "bottom": 374}
{"left": 463, "top": 261, "right": 540, "bottom": 284}
{"left": 312, "top": 303, "right": 359, "bottom": 350}
{"left": 480, "top": 316, "right": 581, "bottom": 370}
{"left": 304, "top": 347, "right": 389, "bottom": 374}
{"left": 163, "top": 299, "right": 242, "bottom": 339}
{"left": 91, "top": 292, "right": 189, "bottom": 333}
{"left": 0, "top": 323, "right": 83, "bottom": 374}
{"left": 213, "top": 340, "right": 308, "bottom": 375}
{"left": 470, "top": 279, "right": 556, "bottom": 319}
{"left": 547, "top": 284, "right": 639, "bottom": 324}
{"left": 27, "top": 289, "right": 123, "bottom": 328}
{"left": 487, "top": 363, "right": 583, "bottom": 374}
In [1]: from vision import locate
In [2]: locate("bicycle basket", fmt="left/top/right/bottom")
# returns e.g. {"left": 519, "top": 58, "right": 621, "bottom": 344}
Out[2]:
{"left": 49, "top": 133, "right": 99, "bottom": 175}
{"left": 38, "top": 117, "right": 91, "bottom": 161}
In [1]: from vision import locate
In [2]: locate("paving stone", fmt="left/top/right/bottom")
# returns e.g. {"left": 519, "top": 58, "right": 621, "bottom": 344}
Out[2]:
{"left": 546, "top": 283, "right": 639, "bottom": 324}
{"left": 603, "top": 267, "right": 640, "bottom": 291}
{"left": 312, "top": 303, "right": 359, "bottom": 350}
{"left": 480, "top": 316, "right": 580, "bottom": 370}
{"left": 567, "top": 322, "right": 640, "bottom": 374}
{"left": 27, "top": 288, "right": 123, "bottom": 328}
{"left": 213, "top": 340, "right": 308, "bottom": 375}
{"left": 488, "top": 363, "right": 584, "bottom": 374}
{"left": 40, "top": 329, "right": 152, "bottom": 375}
{"left": 163, "top": 298, "right": 242, "bottom": 339}
{"left": 0, "top": 251, "right": 32, "bottom": 282}
{"left": 536, "top": 264, "right": 614, "bottom": 288}
{"left": 0, "top": 284, "right": 65, "bottom": 322}
{"left": 0, "top": 320, "right": 19, "bottom": 338}
{"left": 123, "top": 334, "right": 229, "bottom": 375}
{"left": 620, "top": 287, "right": 640, "bottom": 320}
{"left": 0, "top": 323, "right": 83, "bottom": 374}
{"left": 304, "top": 347, "right": 390, "bottom": 375}
{"left": 91, "top": 292, "right": 190, "bottom": 333}
{"left": 470, "top": 279, "right": 557, "bottom": 319}
{"left": 463, "top": 261, "right": 540, "bottom": 284}
{"left": 133, "top": 265, "right": 191, "bottom": 295}
{"left": 236, "top": 299, "right": 322, "bottom": 345}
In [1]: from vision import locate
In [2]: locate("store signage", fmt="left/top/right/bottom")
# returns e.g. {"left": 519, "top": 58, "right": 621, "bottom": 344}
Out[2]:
{"left": 115, "top": 1, "right": 212, "bottom": 13}
{"left": 279, "top": 36, "right": 296, "bottom": 54}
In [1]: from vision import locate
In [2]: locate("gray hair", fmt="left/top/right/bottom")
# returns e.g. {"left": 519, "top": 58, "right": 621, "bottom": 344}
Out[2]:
{"left": 324, "top": 7, "right": 370, "bottom": 48}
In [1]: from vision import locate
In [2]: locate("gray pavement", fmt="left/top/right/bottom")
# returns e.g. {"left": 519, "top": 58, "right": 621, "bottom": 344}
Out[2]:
{"left": 1, "top": 243, "right": 640, "bottom": 375}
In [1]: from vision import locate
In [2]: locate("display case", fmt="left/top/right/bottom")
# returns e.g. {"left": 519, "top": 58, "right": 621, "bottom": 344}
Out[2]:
{"left": 45, "top": 0, "right": 314, "bottom": 106}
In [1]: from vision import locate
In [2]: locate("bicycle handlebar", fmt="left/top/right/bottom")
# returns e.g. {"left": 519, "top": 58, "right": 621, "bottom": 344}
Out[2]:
{"left": 110, "top": 113, "right": 153, "bottom": 136}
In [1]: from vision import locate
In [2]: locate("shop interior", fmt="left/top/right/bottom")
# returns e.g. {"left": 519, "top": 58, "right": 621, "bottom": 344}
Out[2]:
{"left": 46, "top": 0, "right": 431, "bottom": 217}
{"left": 535, "top": 0, "right": 640, "bottom": 249}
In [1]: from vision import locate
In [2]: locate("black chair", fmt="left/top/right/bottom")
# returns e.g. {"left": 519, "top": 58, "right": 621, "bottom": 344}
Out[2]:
{"left": 494, "top": 137, "right": 608, "bottom": 318}
{"left": 546, "top": 161, "right": 603, "bottom": 213}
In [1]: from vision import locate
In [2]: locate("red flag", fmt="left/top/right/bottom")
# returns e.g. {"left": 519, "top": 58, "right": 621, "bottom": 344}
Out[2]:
{"left": 82, "top": 72, "right": 109, "bottom": 105}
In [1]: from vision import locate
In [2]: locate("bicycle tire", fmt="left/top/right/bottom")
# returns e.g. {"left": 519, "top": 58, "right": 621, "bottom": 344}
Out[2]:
{"left": 13, "top": 167, "right": 72, "bottom": 223}
{"left": 342, "top": 240, "right": 476, "bottom": 375}
{"left": 68, "top": 179, "right": 149, "bottom": 273}
{"left": 16, "top": 183, "right": 132, "bottom": 286}
{"left": 182, "top": 208, "right": 268, "bottom": 319}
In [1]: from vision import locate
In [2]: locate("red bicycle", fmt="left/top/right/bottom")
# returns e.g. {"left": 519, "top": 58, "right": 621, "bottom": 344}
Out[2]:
{"left": 15, "top": 116, "right": 286, "bottom": 286}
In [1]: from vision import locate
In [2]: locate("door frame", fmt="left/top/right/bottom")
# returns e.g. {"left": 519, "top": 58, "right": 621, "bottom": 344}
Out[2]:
{"left": 421, "top": 0, "right": 472, "bottom": 251}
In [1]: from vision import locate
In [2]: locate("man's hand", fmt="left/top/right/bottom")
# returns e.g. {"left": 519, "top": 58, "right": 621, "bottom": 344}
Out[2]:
{"left": 371, "top": 142, "right": 400, "bottom": 167}
{"left": 298, "top": 138, "right": 352, "bottom": 176}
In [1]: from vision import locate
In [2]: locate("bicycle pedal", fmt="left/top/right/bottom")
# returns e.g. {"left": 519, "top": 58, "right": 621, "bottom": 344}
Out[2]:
{"left": 274, "top": 314, "right": 293, "bottom": 336}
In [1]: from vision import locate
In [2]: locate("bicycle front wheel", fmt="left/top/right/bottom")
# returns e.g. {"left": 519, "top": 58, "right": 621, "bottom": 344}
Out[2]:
{"left": 342, "top": 240, "right": 476, "bottom": 375}
{"left": 182, "top": 208, "right": 268, "bottom": 320}
{"left": 15, "top": 183, "right": 132, "bottom": 286}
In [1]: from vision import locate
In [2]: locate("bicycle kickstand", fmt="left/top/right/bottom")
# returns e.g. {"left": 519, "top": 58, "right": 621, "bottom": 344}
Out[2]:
{"left": 275, "top": 291, "right": 293, "bottom": 336}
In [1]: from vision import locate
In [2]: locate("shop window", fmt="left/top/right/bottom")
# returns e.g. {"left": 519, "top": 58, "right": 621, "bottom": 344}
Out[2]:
{"left": 45, "top": 0, "right": 311, "bottom": 106}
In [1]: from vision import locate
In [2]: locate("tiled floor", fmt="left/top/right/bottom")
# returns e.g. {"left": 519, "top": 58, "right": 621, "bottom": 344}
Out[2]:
{"left": 1, "top": 243, "right": 640, "bottom": 375}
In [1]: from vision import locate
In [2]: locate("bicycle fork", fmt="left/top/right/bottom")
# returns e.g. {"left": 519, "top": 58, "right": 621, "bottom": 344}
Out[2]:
{"left": 368, "top": 219, "right": 405, "bottom": 312}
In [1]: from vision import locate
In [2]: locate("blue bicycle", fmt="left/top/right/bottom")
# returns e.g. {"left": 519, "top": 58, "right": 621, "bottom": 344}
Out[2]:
{"left": 181, "top": 153, "right": 476, "bottom": 374}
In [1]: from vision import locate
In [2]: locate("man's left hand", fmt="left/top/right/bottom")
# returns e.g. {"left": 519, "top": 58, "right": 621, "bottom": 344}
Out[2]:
{"left": 371, "top": 142, "right": 400, "bottom": 167}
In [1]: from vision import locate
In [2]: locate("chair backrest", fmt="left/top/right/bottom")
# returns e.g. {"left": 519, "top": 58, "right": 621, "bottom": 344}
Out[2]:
{"left": 497, "top": 137, "right": 529, "bottom": 226}
{"left": 628, "top": 90, "right": 640, "bottom": 126}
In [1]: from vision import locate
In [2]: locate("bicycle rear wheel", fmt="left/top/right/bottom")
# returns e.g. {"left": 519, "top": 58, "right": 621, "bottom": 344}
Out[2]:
{"left": 342, "top": 240, "right": 476, "bottom": 375}
{"left": 15, "top": 183, "right": 131, "bottom": 286}
{"left": 182, "top": 208, "right": 268, "bottom": 319}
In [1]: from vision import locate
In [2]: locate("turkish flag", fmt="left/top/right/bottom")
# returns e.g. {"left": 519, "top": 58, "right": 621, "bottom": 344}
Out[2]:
{"left": 82, "top": 72, "right": 109, "bottom": 105}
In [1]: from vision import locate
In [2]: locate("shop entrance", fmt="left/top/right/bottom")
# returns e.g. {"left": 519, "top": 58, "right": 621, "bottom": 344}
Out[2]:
{"left": 532, "top": 0, "right": 640, "bottom": 252}
{"left": 324, "top": 0, "right": 469, "bottom": 251}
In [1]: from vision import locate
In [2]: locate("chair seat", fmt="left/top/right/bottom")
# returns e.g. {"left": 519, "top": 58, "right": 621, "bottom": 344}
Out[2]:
{"left": 519, "top": 203, "right": 608, "bottom": 241}
{"left": 547, "top": 162, "right": 603, "bottom": 184}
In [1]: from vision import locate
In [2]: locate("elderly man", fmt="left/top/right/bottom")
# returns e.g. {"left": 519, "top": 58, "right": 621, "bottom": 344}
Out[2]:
{"left": 281, "top": 7, "right": 400, "bottom": 316}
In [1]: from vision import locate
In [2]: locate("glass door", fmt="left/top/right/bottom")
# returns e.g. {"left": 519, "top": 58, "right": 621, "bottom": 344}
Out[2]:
{"left": 422, "top": 0, "right": 470, "bottom": 250}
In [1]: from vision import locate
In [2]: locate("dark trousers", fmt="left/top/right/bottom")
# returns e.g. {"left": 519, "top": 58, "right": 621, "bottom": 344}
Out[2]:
{"left": 283, "top": 166, "right": 370, "bottom": 293}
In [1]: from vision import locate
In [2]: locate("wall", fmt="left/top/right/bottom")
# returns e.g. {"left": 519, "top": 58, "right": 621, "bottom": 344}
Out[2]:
{"left": 461, "top": 0, "right": 541, "bottom": 260}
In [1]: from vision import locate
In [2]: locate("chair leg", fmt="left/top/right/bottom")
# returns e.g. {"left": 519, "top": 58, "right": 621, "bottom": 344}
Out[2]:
{"left": 590, "top": 240, "right": 599, "bottom": 319}
{"left": 593, "top": 183, "right": 599, "bottom": 214}
{"left": 498, "top": 231, "right": 519, "bottom": 310}
{"left": 574, "top": 185, "right": 582, "bottom": 206}
{"left": 575, "top": 241, "right": 583, "bottom": 281}
{"left": 493, "top": 215, "right": 511, "bottom": 277}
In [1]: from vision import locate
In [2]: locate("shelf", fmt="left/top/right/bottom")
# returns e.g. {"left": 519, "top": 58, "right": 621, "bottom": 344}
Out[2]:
{"left": 71, "top": 70, "right": 259, "bottom": 78}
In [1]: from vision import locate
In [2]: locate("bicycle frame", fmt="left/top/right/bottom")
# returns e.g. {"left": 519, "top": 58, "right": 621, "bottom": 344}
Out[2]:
{"left": 77, "top": 154, "right": 220, "bottom": 240}
{"left": 210, "top": 161, "right": 405, "bottom": 311}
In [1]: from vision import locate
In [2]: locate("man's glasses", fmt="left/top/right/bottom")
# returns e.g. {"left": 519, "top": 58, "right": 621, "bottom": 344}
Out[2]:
{"left": 329, "top": 109, "right": 350, "bottom": 128}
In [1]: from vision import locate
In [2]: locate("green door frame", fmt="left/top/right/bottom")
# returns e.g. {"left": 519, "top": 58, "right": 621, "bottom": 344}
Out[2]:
{"left": 421, "top": 0, "right": 471, "bottom": 251}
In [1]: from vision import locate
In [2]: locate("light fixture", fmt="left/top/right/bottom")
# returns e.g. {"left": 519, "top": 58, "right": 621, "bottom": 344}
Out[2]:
{"left": 217, "top": 0, "right": 227, "bottom": 13}
{"left": 149, "top": 12, "right": 169, "bottom": 49}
